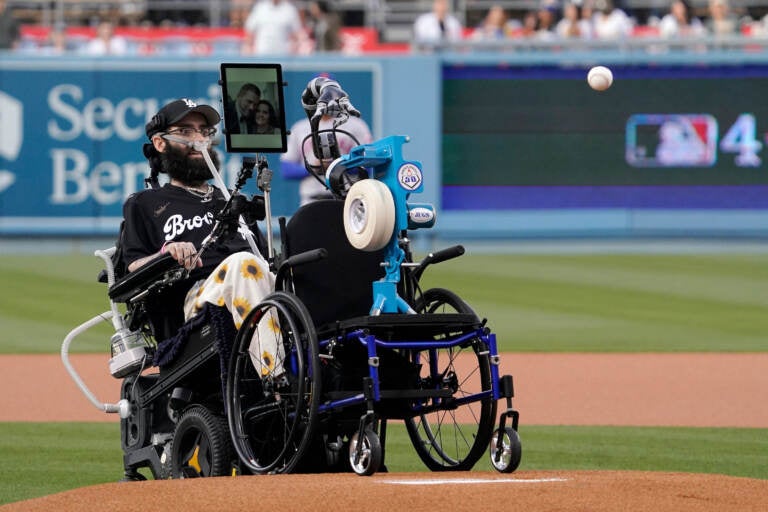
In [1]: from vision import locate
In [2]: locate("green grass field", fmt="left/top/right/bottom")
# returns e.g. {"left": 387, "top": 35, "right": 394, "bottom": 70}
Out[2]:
{"left": 0, "top": 251, "right": 766, "bottom": 505}
{"left": 1, "top": 422, "right": 766, "bottom": 504}
{"left": 2, "top": 252, "right": 767, "bottom": 353}
{"left": 420, "top": 252, "right": 768, "bottom": 352}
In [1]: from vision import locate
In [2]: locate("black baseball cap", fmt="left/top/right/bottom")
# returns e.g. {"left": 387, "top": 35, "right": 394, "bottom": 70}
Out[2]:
{"left": 146, "top": 99, "right": 221, "bottom": 138}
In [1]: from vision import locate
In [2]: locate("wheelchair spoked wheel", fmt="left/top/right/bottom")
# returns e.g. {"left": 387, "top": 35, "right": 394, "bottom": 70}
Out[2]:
{"left": 226, "top": 291, "right": 320, "bottom": 474}
{"left": 170, "top": 405, "right": 234, "bottom": 478}
{"left": 405, "top": 288, "right": 497, "bottom": 471}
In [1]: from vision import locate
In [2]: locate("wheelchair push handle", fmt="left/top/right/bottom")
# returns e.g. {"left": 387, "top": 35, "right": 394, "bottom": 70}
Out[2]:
{"left": 425, "top": 244, "right": 465, "bottom": 265}
{"left": 411, "top": 244, "right": 465, "bottom": 282}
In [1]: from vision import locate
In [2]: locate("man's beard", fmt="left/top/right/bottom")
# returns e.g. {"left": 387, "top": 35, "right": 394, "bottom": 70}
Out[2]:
{"left": 161, "top": 143, "right": 220, "bottom": 184}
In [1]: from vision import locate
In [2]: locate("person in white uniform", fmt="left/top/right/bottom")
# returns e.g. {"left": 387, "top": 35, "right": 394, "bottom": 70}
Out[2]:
{"left": 413, "top": 0, "right": 464, "bottom": 45}
{"left": 243, "top": 0, "right": 305, "bottom": 55}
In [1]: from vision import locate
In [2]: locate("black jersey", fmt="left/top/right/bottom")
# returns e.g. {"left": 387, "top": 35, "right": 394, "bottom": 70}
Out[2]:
{"left": 121, "top": 183, "right": 256, "bottom": 284}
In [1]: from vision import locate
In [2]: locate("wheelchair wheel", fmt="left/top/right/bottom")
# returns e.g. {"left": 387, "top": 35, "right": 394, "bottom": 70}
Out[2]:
{"left": 490, "top": 427, "right": 522, "bottom": 473}
{"left": 226, "top": 291, "right": 320, "bottom": 474}
{"left": 405, "top": 288, "right": 497, "bottom": 471}
{"left": 170, "top": 405, "right": 234, "bottom": 478}
{"left": 349, "top": 428, "right": 383, "bottom": 476}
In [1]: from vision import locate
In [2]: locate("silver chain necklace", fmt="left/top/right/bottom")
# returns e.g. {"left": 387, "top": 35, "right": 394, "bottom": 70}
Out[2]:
{"left": 178, "top": 184, "right": 213, "bottom": 202}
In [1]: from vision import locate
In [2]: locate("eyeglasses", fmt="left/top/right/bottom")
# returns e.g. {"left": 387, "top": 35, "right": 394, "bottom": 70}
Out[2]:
{"left": 166, "top": 126, "right": 217, "bottom": 138}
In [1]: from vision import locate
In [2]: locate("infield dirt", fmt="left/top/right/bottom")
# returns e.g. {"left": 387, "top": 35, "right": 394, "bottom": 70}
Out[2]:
{"left": 1, "top": 352, "right": 766, "bottom": 511}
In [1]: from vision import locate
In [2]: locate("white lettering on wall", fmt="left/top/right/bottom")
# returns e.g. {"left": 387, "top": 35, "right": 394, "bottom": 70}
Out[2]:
{"left": 83, "top": 97, "right": 114, "bottom": 141}
{"left": 50, "top": 148, "right": 150, "bottom": 205}
{"left": 42, "top": 80, "right": 224, "bottom": 208}
{"left": 46, "top": 85, "right": 190, "bottom": 142}
{"left": 51, "top": 148, "right": 88, "bottom": 203}
{"left": 114, "top": 98, "right": 146, "bottom": 140}
{"left": 48, "top": 84, "right": 152, "bottom": 141}
{"left": 47, "top": 85, "right": 83, "bottom": 142}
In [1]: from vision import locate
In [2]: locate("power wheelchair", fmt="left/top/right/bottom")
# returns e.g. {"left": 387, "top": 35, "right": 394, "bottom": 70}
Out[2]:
{"left": 62, "top": 84, "right": 522, "bottom": 481}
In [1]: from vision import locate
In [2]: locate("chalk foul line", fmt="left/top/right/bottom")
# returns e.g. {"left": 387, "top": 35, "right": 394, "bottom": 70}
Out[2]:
{"left": 380, "top": 477, "right": 568, "bottom": 486}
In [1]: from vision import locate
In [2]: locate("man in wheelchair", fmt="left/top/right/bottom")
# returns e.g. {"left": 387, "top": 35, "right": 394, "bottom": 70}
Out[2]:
{"left": 102, "top": 77, "right": 376, "bottom": 479}
{"left": 122, "top": 98, "right": 280, "bottom": 378}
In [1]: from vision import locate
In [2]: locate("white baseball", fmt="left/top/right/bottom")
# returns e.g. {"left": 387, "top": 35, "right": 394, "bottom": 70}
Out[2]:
{"left": 587, "top": 66, "right": 613, "bottom": 91}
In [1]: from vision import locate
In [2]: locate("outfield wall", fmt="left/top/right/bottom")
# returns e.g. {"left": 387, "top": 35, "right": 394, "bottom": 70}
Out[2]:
{"left": 0, "top": 51, "right": 766, "bottom": 240}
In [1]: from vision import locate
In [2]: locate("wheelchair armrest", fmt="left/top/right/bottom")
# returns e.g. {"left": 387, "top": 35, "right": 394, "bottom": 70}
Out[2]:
{"left": 283, "top": 248, "right": 328, "bottom": 268}
{"left": 108, "top": 254, "right": 180, "bottom": 303}
{"left": 275, "top": 248, "right": 328, "bottom": 287}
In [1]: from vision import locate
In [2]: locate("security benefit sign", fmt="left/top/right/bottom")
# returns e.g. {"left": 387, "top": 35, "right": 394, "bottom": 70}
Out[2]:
{"left": 0, "top": 64, "right": 230, "bottom": 234}
{"left": 0, "top": 62, "right": 376, "bottom": 235}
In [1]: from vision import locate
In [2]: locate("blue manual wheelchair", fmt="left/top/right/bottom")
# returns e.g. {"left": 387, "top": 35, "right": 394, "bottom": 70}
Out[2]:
{"left": 62, "top": 84, "right": 521, "bottom": 480}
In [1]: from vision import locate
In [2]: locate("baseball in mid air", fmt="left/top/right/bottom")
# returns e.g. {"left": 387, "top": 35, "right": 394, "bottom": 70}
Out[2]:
{"left": 587, "top": 66, "right": 613, "bottom": 91}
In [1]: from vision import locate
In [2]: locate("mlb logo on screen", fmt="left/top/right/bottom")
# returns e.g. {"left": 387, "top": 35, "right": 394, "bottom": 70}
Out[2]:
{"left": 0, "top": 90, "right": 23, "bottom": 193}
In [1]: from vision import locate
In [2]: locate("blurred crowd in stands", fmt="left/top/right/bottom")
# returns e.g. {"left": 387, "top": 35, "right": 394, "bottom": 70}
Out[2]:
{"left": 0, "top": 0, "right": 348, "bottom": 55}
{"left": 2, "top": 0, "right": 768, "bottom": 57}
{"left": 414, "top": 0, "right": 765, "bottom": 45}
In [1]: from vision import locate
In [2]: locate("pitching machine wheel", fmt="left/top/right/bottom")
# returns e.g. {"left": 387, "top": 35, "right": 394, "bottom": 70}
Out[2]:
{"left": 343, "top": 179, "right": 395, "bottom": 251}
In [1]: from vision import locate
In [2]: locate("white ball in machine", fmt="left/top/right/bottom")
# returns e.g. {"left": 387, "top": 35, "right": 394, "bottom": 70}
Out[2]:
{"left": 587, "top": 66, "right": 613, "bottom": 91}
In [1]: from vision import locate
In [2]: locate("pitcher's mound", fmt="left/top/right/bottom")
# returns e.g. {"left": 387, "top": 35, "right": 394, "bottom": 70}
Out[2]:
{"left": 4, "top": 471, "right": 766, "bottom": 512}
